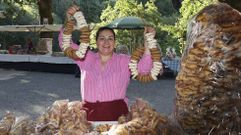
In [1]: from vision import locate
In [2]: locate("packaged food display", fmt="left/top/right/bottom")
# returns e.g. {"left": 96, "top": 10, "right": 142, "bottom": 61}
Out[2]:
{"left": 0, "top": 99, "right": 183, "bottom": 135}
{"left": 0, "top": 112, "right": 15, "bottom": 135}
{"left": 175, "top": 3, "right": 241, "bottom": 134}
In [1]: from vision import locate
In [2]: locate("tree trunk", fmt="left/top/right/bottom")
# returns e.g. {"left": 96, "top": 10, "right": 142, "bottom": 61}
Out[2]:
{"left": 38, "top": 0, "right": 53, "bottom": 38}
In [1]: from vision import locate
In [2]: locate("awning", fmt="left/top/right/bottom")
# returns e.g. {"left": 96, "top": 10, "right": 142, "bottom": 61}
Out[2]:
{"left": 0, "top": 24, "right": 63, "bottom": 32}
{"left": 105, "top": 16, "right": 150, "bottom": 30}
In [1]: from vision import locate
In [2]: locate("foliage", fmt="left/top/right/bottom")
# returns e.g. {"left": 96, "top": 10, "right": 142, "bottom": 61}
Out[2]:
{"left": 0, "top": 0, "right": 180, "bottom": 55}
{"left": 155, "top": 0, "right": 177, "bottom": 16}
{"left": 52, "top": 0, "right": 104, "bottom": 24}
{"left": 0, "top": 1, "right": 39, "bottom": 49}
{"left": 93, "top": 0, "right": 170, "bottom": 54}
{"left": 161, "top": 0, "right": 218, "bottom": 54}
{"left": 51, "top": 0, "right": 107, "bottom": 51}
{"left": 137, "top": 0, "right": 177, "bottom": 16}
{"left": 0, "top": 0, "right": 105, "bottom": 51}
{"left": 0, "top": 0, "right": 37, "bottom": 20}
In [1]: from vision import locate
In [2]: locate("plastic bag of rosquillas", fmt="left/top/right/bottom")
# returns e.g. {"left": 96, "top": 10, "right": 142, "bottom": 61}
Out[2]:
{"left": 174, "top": 2, "right": 241, "bottom": 134}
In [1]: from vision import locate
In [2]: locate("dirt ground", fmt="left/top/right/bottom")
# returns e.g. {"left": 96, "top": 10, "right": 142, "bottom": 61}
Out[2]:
{"left": 0, "top": 68, "right": 176, "bottom": 119}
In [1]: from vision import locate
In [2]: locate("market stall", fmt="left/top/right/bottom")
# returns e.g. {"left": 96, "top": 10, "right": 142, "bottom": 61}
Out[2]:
{"left": 0, "top": 2, "right": 240, "bottom": 135}
{"left": 0, "top": 24, "right": 62, "bottom": 33}
{"left": 0, "top": 54, "right": 74, "bottom": 64}
{"left": 0, "top": 24, "right": 64, "bottom": 55}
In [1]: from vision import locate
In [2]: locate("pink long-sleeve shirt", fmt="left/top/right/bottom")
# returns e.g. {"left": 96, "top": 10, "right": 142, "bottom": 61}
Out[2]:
{"left": 58, "top": 29, "right": 152, "bottom": 103}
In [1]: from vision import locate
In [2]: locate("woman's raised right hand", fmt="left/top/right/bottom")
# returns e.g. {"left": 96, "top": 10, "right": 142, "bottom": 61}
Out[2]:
{"left": 144, "top": 27, "right": 156, "bottom": 37}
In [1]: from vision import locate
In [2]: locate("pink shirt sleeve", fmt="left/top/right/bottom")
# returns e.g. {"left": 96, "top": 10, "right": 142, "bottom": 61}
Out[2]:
{"left": 137, "top": 54, "right": 153, "bottom": 74}
{"left": 58, "top": 28, "right": 79, "bottom": 50}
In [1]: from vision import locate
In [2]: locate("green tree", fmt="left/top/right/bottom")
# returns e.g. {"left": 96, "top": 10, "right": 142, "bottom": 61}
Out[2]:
{"left": 0, "top": 1, "right": 38, "bottom": 25}
{"left": 137, "top": 0, "right": 177, "bottom": 16}
{"left": 1, "top": 0, "right": 53, "bottom": 38}
{"left": 51, "top": 0, "right": 108, "bottom": 51}
{"left": 0, "top": 0, "right": 105, "bottom": 51}
{"left": 0, "top": 1, "right": 39, "bottom": 49}
{"left": 52, "top": 0, "right": 104, "bottom": 24}
{"left": 161, "top": 0, "right": 217, "bottom": 54}
{"left": 94, "top": 0, "right": 164, "bottom": 53}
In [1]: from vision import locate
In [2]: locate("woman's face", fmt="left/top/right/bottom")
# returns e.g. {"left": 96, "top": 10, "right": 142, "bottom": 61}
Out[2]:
{"left": 96, "top": 30, "right": 115, "bottom": 56}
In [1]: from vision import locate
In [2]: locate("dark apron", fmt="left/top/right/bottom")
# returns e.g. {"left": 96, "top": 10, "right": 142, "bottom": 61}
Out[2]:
{"left": 83, "top": 99, "right": 129, "bottom": 121}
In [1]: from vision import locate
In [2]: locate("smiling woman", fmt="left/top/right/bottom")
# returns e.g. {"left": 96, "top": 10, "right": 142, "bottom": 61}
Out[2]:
{"left": 96, "top": 27, "right": 116, "bottom": 57}
{"left": 58, "top": 5, "right": 157, "bottom": 121}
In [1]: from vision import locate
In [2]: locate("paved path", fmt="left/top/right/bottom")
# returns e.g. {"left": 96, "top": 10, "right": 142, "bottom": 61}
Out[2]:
{"left": 0, "top": 68, "right": 176, "bottom": 119}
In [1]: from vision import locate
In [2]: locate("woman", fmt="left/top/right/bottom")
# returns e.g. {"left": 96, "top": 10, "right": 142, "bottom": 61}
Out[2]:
{"left": 26, "top": 38, "right": 33, "bottom": 54}
{"left": 58, "top": 6, "right": 154, "bottom": 121}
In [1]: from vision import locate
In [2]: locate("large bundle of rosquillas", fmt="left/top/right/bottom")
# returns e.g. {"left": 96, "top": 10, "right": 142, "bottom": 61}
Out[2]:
{"left": 35, "top": 100, "right": 92, "bottom": 135}
{"left": 101, "top": 98, "right": 182, "bottom": 135}
{"left": 0, "top": 112, "right": 15, "bottom": 135}
{"left": 0, "top": 112, "right": 35, "bottom": 135}
{"left": 62, "top": 7, "right": 91, "bottom": 60}
{"left": 175, "top": 3, "right": 241, "bottom": 134}
{"left": 0, "top": 99, "right": 183, "bottom": 135}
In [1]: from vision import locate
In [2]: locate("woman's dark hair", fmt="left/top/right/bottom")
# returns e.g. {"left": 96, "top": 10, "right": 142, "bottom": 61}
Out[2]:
{"left": 96, "top": 27, "right": 116, "bottom": 41}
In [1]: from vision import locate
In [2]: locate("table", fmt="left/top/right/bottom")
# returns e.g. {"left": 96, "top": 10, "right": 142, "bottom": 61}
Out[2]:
{"left": 0, "top": 54, "right": 74, "bottom": 64}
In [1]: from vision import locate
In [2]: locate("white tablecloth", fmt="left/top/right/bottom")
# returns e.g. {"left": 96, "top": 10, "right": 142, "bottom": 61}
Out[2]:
{"left": 0, "top": 54, "right": 74, "bottom": 64}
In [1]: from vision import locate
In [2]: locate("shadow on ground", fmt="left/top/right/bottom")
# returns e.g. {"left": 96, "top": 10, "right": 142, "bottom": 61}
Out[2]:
{"left": 0, "top": 69, "right": 176, "bottom": 119}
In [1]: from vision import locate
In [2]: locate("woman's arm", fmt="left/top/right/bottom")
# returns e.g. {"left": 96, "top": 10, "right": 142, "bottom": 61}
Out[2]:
{"left": 59, "top": 28, "right": 96, "bottom": 69}
{"left": 59, "top": 5, "right": 89, "bottom": 60}
{"left": 58, "top": 28, "right": 81, "bottom": 60}
{"left": 58, "top": 28, "right": 79, "bottom": 50}
{"left": 58, "top": 5, "right": 80, "bottom": 60}
{"left": 137, "top": 54, "right": 153, "bottom": 74}
{"left": 137, "top": 27, "right": 157, "bottom": 74}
